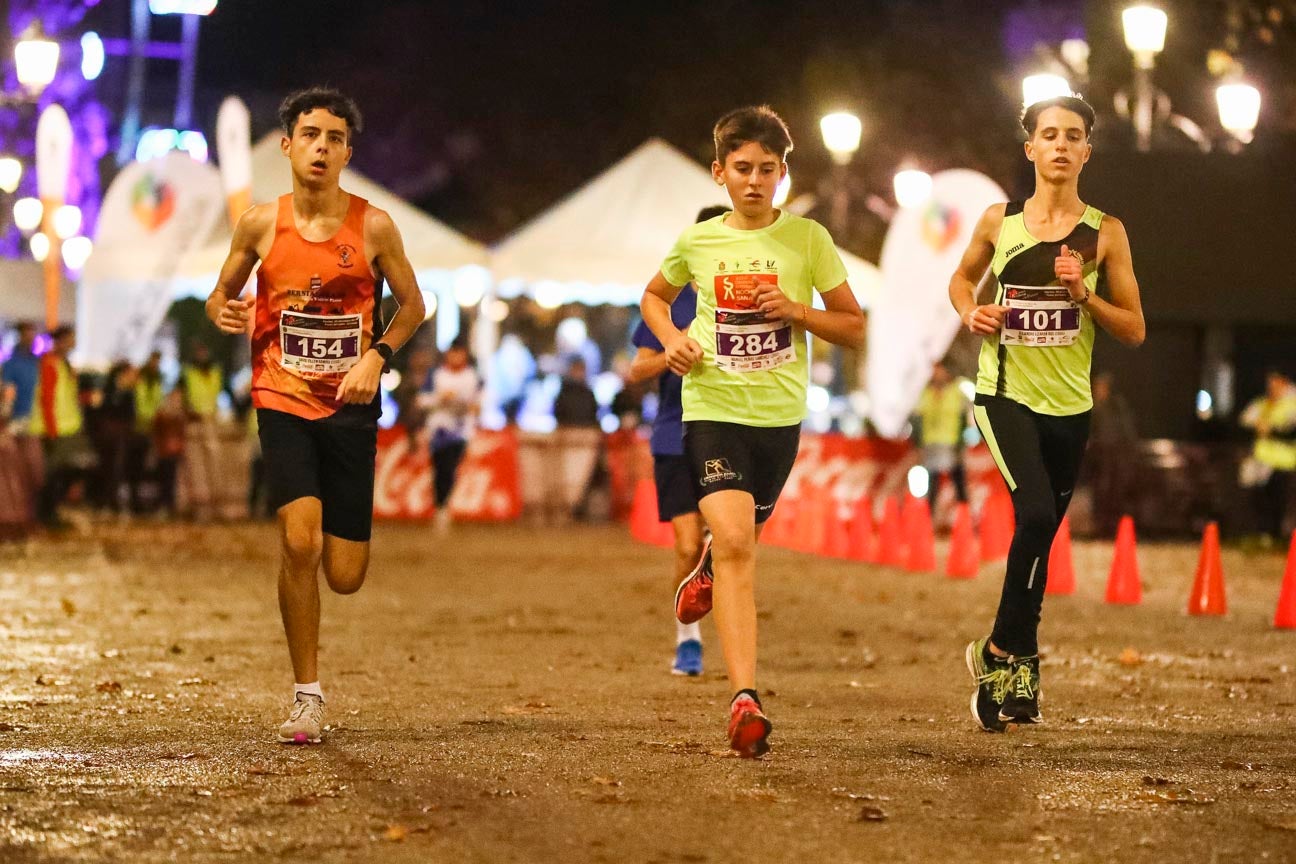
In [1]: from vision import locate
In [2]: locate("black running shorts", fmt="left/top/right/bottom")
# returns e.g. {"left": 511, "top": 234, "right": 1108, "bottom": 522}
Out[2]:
{"left": 653, "top": 454, "right": 699, "bottom": 523}
{"left": 257, "top": 407, "right": 378, "bottom": 542}
{"left": 682, "top": 420, "right": 800, "bottom": 524}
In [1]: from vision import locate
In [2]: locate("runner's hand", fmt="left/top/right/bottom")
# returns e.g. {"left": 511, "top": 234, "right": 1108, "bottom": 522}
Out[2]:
{"left": 964, "top": 304, "right": 1008, "bottom": 335}
{"left": 664, "top": 334, "right": 703, "bottom": 376}
{"left": 336, "top": 352, "right": 384, "bottom": 404}
{"left": 1056, "top": 244, "right": 1085, "bottom": 300}
{"left": 215, "top": 297, "right": 252, "bottom": 335}
{"left": 754, "top": 285, "right": 799, "bottom": 322}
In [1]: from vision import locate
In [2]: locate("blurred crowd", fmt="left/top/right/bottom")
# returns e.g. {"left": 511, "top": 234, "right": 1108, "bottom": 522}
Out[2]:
{"left": 3, "top": 317, "right": 1292, "bottom": 540}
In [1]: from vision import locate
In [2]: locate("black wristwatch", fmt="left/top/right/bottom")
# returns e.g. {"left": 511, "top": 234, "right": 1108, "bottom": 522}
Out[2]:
{"left": 371, "top": 342, "right": 394, "bottom": 368}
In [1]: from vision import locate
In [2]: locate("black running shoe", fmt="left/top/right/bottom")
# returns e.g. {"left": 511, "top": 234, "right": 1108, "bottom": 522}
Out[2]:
{"left": 999, "top": 655, "right": 1042, "bottom": 724}
{"left": 965, "top": 637, "right": 1012, "bottom": 733}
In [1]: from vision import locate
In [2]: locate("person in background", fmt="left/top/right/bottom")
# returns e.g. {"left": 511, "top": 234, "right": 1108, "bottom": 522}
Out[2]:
{"left": 419, "top": 341, "right": 480, "bottom": 533}
{"left": 153, "top": 389, "right": 187, "bottom": 518}
{"left": 1240, "top": 370, "right": 1296, "bottom": 543}
{"left": 1, "top": 322, "right": 45, "bottom": 521}
{"left": 393, "top": 346, "right": 434, "bottom": 445}
{"left": 93, "top": 361, "right": 138, "bottom": 515}
{"left": 129, "top": 351, "right": 165, "bottom": 513}
{"left": 913, "top": 362, "right": 968, "bottom": 509}
{"left": 1087, "top": 371, "right": 1138, "bottom": 535}
{"left": 31, "top": 326, "right": 91, "bottom": 528}
{"left": 181, "top": 341, "right": 226, "bottom": 520}
{"left": 553, "top": 357, "right": 599, "bottom": 429}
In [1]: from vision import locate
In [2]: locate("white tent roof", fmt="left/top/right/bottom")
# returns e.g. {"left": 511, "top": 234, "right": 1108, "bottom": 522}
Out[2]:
{"left": 490, "top": 138, "right": 881, "bottom": 307}
{"left": 176, "top": 133, "right": 486, "bottom": 279}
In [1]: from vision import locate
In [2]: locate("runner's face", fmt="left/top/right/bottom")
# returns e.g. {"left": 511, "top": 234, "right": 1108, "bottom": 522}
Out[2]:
{"left": 284, "top": 109, "right": 352, "bottom": 188}
{"left": 1025, "top": 107, "right": 1090, "bottom": 183}
{"left": 713, "top": 141, "right": 786, "bottom": 219}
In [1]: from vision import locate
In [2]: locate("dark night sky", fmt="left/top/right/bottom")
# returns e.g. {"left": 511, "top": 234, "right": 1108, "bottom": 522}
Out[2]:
{"left": 76, "top": 0, "right": 1296, "bottom": 261}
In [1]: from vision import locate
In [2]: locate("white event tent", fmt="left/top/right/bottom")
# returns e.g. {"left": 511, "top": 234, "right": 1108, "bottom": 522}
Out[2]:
{"left": 489, "top": 138, "right": 881, "bottom": 309}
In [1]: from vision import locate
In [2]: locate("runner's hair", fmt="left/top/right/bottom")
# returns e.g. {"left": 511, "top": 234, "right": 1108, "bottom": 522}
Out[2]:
{"left": 713, "top": 106, "right": 793, "bottom": 164}
{"left": 279, "top": 87, "right": 363, "bottom": 141}
{"left": 1021, "top": 95, "right": 1095, "bottom": 137}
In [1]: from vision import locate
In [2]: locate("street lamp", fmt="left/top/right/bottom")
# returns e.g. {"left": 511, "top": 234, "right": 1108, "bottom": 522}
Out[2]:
{"left": 13, "top": 197, "right": 43, "bottom": 233}
{"left": 1021, "top": 74, "right": 1072, "bottom": 108}
{"left": 0, "top": 158, "right": 21, "bottom": 194}
{"left": 893, "top": 169, "right": 933, "bottom": 209}
{"left": 14, "top": 22, "right": 60, "bottom": 95}
{"left": 819, "top": 112, "right": 862, "bottom": 165}
{"left": 1121, "top": 5, "right": 1168, "bottom": 151}
{"left": 1216, "top": 83, "right": 1261, "bottom": 143}
{"left": 820, "top": 111, "right": 861, "bottom": 238}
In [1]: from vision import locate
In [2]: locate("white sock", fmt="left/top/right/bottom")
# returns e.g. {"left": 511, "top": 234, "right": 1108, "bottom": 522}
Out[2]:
{"left": 676, "top": 620, "right": 701, "bottom": 645}
{"left": 294, "top": 681, "right": 324, "bottom": 703}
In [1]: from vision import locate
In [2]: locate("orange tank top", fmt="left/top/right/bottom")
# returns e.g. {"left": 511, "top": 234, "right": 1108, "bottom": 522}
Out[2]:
{"left": 252, "top": 193, "right": 378, "bottom": 421}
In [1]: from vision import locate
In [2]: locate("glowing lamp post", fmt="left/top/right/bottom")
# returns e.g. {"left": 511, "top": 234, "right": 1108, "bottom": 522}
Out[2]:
{"left": 0, "top": 158, "right": 22, "bottom": 194}
{"left": 36, "top": 105, "right": 74, "bottom": 329}
{"left": 14, "top": 22, "right": 60, "bottom": 95}
{"left": 1216, "top": 83, "right": 1261, "bottom": 144}
{"left": 1021, "top": 74, "right": 1072, "bottom": 108}
{"left": 893, "top": 170, "right": 933, "bottom": 209}
{"left": 1122, "top": 5, "right": 1168, "bottom": 151}
{"left": 820, "top": 111, "right": 861, "bottom": 236}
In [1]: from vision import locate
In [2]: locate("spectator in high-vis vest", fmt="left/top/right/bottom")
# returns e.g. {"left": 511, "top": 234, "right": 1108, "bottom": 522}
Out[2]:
{"left": 31, "top": 326, "right": 91, "bottom": 528}
{"left": 128, "top": 351, "right": 165, "bottom": 513}
{"left": 1240, "top": 370, "right": 1296, "bottom": 542}
{"left": 914, "top": 362, "right": 969, "bottom": 506}
{"left": 181, "top": 341, "right": 226, "bottom": 520}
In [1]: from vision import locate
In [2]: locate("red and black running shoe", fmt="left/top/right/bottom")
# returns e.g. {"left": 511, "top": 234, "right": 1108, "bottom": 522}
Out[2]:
{"left": 727, "top": 693, "right": 772, "bottom": 758}
{"left": 673, "top": 531, "right": 714, "bottom": 624}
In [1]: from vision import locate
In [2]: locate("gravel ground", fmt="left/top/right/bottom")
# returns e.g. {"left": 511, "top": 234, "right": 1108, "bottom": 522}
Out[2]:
{"left": 1, "top": 520, "right": 1294, "bottom": 863}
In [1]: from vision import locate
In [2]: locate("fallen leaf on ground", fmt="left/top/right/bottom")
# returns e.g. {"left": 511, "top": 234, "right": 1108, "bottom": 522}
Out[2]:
{"left": 96, "top": 680, "right": 122, "bottom": 693}
{"left": 1141, "top": 776, "right": 1173, "bottom": 786}
{"left": 60, "top": 598, "right": 76, "bottom": 616}
{"left": 168, "top": 644, "right": 184, "bottom": 655}
{"left": 384, "top": 824, "right": 408, "bottom": 842}
{"left": 591, "top": 776, "right": 620, "bottom": 787}
{"left": 1118, "top": 648, "right": 1143, "bottom": 667}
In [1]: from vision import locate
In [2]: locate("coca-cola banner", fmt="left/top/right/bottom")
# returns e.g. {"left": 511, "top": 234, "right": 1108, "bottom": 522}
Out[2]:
{"left": 373, "top": 426, "right": 522, "bottom": 522}
{"left": 448, "top": 429, "right": 523, "bottom": 522}
{"left": 373, "top": 427, "right": 435, "bottom": 521}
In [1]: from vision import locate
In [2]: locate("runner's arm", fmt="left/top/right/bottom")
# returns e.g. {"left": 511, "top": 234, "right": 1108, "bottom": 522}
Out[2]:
{"left": 802, "top": 282, "right": 866, "bottom": 350}
{"left": 335, "top": 208, "right": 427, "bottom": 404}
{"left": 205, "top": 205, "right": 272, "bottom": 335}
{"left": 627, "top": 347, "right": 669, "bottom": 384}
{"left": 642, "top": 272, "right": 701, "bottom": 376}
{"left": 365, "top": 208, "right": 426, "bottom": 355}
{"left": 949, "top": 204, "right": 1007, "bottom": 335}
{"left": 1089, "top": 216, "right": 1145, "bottom": 348}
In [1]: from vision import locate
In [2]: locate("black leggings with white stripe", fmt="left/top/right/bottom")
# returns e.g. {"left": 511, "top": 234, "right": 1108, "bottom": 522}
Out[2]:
{"left": 973, "top": 394, "right": 1091, "bottom": 657}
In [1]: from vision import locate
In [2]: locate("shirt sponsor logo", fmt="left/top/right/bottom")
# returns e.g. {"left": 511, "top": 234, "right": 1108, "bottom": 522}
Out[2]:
{"left": 336, "top": 243, "right": 357, "bottom": 269}
{"left": 1004, "top": 242, "right": 1025, "bottom": 257}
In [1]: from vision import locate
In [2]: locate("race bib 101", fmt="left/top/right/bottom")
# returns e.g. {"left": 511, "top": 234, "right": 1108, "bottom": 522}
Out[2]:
{"left": 280, "top": 310, "right": 362, "bottom": 377}
{"left": 1000, "top": 284, "right": 1082, "bottom": 347}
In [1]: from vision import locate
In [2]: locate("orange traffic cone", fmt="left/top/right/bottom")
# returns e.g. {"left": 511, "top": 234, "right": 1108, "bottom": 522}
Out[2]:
{"left": 979, "top": 489, "right": 1014, "bottom": 561}
{"left": 847, "top": 496, "right": 875, "bottom": 562}
{"left": 1274, "top": 530, "right": 1296, "bottom": 629}
{"left": 1105, "top": 515, "right": 1142, "bottom": 605}
{"left": 877, "top": 497, "right": 906, "bottom": 567}
{"left": 945, "top": 503, "right": 979, "bottom": 579}
{"left": 1046, "top": 516, "right": 1075, "bottom": 596}
{"left": 629, "top": 478, "right": 658, "bottom": 544}
{"left": 1187, "top": 521, "right": 1227, "bottom": 616}
{"left": 905, "top": 495, "right": 937, "bottom": 572}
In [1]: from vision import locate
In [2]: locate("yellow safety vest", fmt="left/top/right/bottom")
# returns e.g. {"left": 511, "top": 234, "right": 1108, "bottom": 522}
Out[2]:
{"left": 1250, "top": 395, "right": 1296, "bottom": 472}
{"left": 134, "top": 376, "right": 165, "bottom": 432}
{"left": 183, "top": 365, "right": 223, "bottom": 419}
{"left": 29, "top": 356, "right": 82, "bottom": 438}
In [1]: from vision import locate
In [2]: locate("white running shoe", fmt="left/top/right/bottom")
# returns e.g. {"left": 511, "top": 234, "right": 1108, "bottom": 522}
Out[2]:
{"left": 277, "top": 694, "right": 324, "bottom": 744}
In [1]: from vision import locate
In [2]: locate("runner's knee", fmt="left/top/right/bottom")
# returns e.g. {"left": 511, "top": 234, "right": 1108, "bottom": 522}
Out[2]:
{"left": 324, "top": 564, "right": 366, "bottom": 595}
{"left": 281, "top": 521, "right": 322, "bottom": 572}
